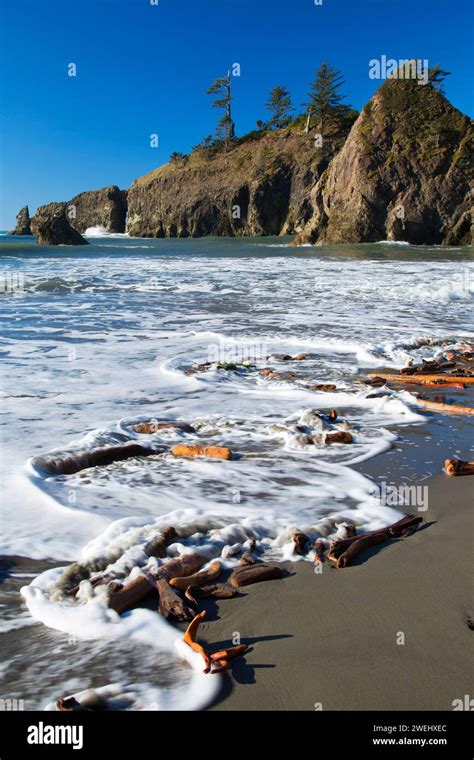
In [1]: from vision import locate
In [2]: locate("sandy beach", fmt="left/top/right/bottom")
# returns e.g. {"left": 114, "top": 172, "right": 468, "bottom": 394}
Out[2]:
{"left": 200, "top": 472, "right": 473, "bottom": 711}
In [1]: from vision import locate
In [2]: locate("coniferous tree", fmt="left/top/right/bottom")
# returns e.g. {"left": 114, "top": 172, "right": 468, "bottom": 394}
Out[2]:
{"left": 428, "top": 64, "right": 450, "bottom": 95}
{"left": 304, "top": 62, "right": 346, "bottom": 132}
{"left": 265, "top": 85, "right": 293, "bottom": 129}
{"left": 207, "top": 72, "right": 235, "bottom": 146}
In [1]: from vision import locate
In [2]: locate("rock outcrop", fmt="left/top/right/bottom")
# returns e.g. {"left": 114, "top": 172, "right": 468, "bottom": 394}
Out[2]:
{"left": 295, "top": 79, "right": 473, "bottom": 246}
{"left": 126, "top": 120, "right": 355, "bottom": 238}
{"left": 68, "top": 186, "right": 128, "bottom": 234}
{"left": 31, "top": 203, "right": 89, "bottom": 246}
{"left": 29, "top": 185, "right": 128, "bottom": 244}
{"left": 9, "top": 206, "right": 32, "bottom": 235}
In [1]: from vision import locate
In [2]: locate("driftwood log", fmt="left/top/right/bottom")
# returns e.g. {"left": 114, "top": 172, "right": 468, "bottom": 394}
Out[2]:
{"left": 171, "top": 444, "right": 233, "bottom": 460}
{"left": 327, "top": 514, "right": 422, "bottom": 568}
{"left": 156, "top": 577, "right": 194, "bottom": 622}
{"left": 326, "top": 431, "right": 353, "bottom": 444}
{"left": 169, "top": 559, "right": 222, "bottom": 591}
{"left": 444, "top": 458, "right": 474, "bottom": 476}
{"left": 293, "top": 532, "right": 310, "bottom": 555}
{"left": 108, "top": 552, "right": 207, "bottom": 615}
{"left": 32, "top": 443, "right": 161, "bottom": 476}
{"left": 368, "top": 372, "right": 474, "bottom": 385}
{"left": 414, "top": 398, "right": 474, "bottom": 416}
{"left": 229, "top": 563, "right": 284, "bottom": 587}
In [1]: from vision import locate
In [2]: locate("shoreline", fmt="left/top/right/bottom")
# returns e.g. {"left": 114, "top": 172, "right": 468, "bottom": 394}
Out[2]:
{"left": 202, "top": 471, "right": 473, "bottom": 711}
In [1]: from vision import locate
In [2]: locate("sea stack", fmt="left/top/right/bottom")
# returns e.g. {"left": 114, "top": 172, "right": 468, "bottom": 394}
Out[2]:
{"left": 294, "top": 77, "right": 473, "bottom": 246}
{"left": 31, "top": 203, "right": 89, "bottom": 246}
{"left": 9, "top": 206, "right": 32, "bottom": 235}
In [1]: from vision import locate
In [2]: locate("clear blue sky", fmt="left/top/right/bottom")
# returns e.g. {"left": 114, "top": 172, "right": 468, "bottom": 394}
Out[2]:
{"left": 0, "top": 0, "right": 472, "bottom": 228}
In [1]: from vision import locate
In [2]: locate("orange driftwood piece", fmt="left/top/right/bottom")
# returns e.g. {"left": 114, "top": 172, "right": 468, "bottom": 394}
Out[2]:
{"left": 108, "top": 552, "right": 206, "bottom": 615}
{"left": 444, "top": 458, "right": 474, "bottom": 476}
{"left": 327, "top": 514, "right": 422, "bottom": 568}
{"left": 169, "top": 560, "right": 222, "bottom": 591}
{"left": 171, "top": 444, "right": 233, "bottom": 460}
{"left": 368, "top": 372, "right": 474, "bottom": 386}
{"left": 183, "top": 611, "right": 249, "bottom": 674}
{"left": 414, "top": 398, "right": 474, "bottom": 416}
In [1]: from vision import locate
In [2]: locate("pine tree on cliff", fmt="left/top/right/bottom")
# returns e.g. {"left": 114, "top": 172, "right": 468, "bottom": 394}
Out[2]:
{"left": 265, "top": 85, "right": 293, "bottom": 129}
{"left": 208, "top": 72, "right": 235, "bottom": 146}
{"left": 304, "top": 62, "right": 346, "bottom": 133}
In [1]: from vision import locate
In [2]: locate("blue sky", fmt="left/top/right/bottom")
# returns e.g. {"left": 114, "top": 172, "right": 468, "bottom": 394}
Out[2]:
{"left": 0, "top": 0, "right": 472, "bottom": 228}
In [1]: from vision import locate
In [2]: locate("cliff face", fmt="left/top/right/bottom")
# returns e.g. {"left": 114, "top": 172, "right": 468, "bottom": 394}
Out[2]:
{"left": 9, "top": 206, "right": 32, "bottom": 235}
{"left": 30, "top": 186, "right": 127, "bottom": 240}
{"left": 126, "top": 124, "right": 352, "bottom": 238}
{"left": 68, "top": 186, "right": 128, "bottom": 233}
{"left": 295, "top": 80, "right": 473, "bottom": 246}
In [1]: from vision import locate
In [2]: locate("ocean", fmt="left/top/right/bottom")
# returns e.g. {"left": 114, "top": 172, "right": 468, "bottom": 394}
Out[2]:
{"left": 1, "top": 233, "right": 473, "bottom": 710}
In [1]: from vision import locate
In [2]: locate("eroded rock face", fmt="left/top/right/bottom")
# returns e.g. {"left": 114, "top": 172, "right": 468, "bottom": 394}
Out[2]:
{"left": 30, "top": 186, "right": 128, "bottom": 242}
{"left": 9, "top": 206, "right": 32, "bottom": 235}
{"left": 126, "top": 126, "right": 353, "bottom": 238}
{"left": 31, "top": 203, "right": 89, "bottom": 246}
{"left": 295, "top": 80, "right": 473, "bottom": 246}
{"left": 68, "top": 186, "right": 128, "bottom": 233}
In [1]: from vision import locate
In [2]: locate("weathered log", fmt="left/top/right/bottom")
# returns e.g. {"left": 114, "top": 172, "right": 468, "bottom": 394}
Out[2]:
{"left": 108, "top": 553, "right": 206, "bottom": 613}
{"left": 155, "top": 577, "right": 194, "bottom": 622}
{"left": 32, "top": 442, "right": 161, "bottom": 476}
{"left": 229, "top": 563, "right": 284, "bottom": 587}
{"left": 144, "top": 526, "right": 178, "bottom": 558}
{"left": 293, "top": 353, "right": 308, "bottom": 361}
{"left": 444, "top": 458, "right": 474, "bottom": 476}
{"left": 293, "top": 532, "right": 310, "bottom": 555}
{"left": 169, "top": 559, "right": 222, "bottom": 590}
{"left": 414, "top": 398, "right": 474, "bottom": 416}
{"left": 108, "top": 573, "right": 156, "bottom": 614}
{"left": 56, "top": 697, "right": 92, "bottom": 712}
{"left": 190, "top": 583, "right": 239, "bottom": 599}
{"left": 368, "top": 372, "right": 474, "bottom": 385}
{"left": 240, "top": 551, "right": 258, "bottom": 565}
{"left": 171, "top": 444, "right": 233, "bottom": 460}
{"left": 307, "top": 383, "right": 337, "bottom": 392}
{"left": 134, "top": 421, "right": 196, "bottom": 434}
{"left": 328, "top": 514, "right": 423, "bottom": 568}
{"left": 328, "top": 409, "right": 338, "bottom": 422}
{"left": 326, "top": 431, "right": 353, "bottom": 444}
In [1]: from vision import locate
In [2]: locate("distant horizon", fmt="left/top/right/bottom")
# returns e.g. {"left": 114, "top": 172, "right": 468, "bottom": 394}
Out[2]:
{"left": 1, "top": 0, "right": 473, "bottom": 228}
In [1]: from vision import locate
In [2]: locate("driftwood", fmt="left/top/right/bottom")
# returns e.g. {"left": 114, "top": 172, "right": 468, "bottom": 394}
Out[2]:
{"left": 312, "top": 539, "right": 326, "bottom": 563}
{"left": 183, "top": 611, "right": 249, "bottom": 673}
{"left": 189, "top": 583, "right": 239, "bottom": 600}
{"left": 108, "top": 553, "right": 207, "bottom": 614}
{"left": 368, "top": 372, "right": 474, "bottom": 385}
{"left": 293, "top": 532, "right": 310, "bottom": 555}
{"left": 171, "top": 444, "right": 233, "bottom": 460}
{"left": 229, "top": 563, "right": 284, "bottom": 587}
{"left": 32, "top": 443, "right": 161, "bottom": 476}
{"left": 414, "top": 398, "right": 474, "bottom": 416}
{"left": 328, "top": 409, "right": 338, "bottom": 422}
{"left": 144, "top": 526, "right": 178, "bottom": 558}
{"left": 326, "top": 431, "right": 353, "bottom": 444}
{"left": 134, "top": 421, "right": 196, "bottom": 434}
{"left": 169, "top": 559, "right": 222, "bottom": 590}
{"left": 240, "top": 551, "right": 258, "bottom": 565}
{"left": 56, "top": 697, "right": 91, "bottom": 712}
{"left": 444, "top": 458, "right": 474, "bottom": 476}
{"left": 307, "top": 384, "right": 337, "bottom": 392}
{"left": 327, "top": 514, "right": 422, "bottom": 568}
{"left": 156, "top": 577, "right": 194, "bottom": 622}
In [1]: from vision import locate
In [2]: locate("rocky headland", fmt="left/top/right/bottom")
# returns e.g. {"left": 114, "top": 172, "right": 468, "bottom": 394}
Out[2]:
{"left": 16, "top": 78, "right": 473, "bottom": 247}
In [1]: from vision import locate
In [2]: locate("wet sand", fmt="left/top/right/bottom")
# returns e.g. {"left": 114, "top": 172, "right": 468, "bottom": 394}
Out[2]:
{"left": 202, "top": 472, "right": 473, "bottom": 710}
